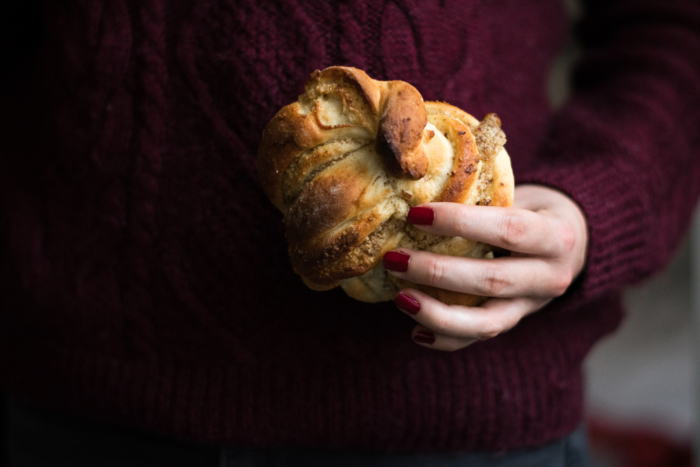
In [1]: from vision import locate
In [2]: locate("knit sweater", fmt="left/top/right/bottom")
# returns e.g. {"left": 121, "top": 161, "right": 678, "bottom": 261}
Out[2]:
{"left": 1, "top": 0, "right": 700, "bottom": 452}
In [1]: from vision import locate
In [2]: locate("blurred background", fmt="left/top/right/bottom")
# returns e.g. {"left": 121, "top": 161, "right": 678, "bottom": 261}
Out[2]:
{"left": 550, "top": 1, "right": 697, "bottom": 466}
{"left": 584, "top": 231, "right": 696, "bottom": 467}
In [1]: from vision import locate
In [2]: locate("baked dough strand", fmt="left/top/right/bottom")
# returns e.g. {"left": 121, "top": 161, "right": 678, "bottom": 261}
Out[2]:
{"left": 257, "top": 66, "right": 514, "bottom": 305}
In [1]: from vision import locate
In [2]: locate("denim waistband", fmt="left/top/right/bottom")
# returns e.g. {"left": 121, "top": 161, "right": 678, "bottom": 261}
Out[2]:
{"left": 6, "top": 397, "right": 591, "bottom": 467}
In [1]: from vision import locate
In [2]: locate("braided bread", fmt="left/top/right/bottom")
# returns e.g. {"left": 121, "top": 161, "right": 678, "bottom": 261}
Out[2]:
{"left": 258, "top": 66, "right": 514, "bottom": 306}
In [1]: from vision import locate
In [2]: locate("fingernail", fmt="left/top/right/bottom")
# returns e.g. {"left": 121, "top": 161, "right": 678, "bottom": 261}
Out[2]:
{"left": 383, "top": 251, "right": 410, "bottom": 272}
{"left": 407, "top": 206, "right": 434, "bottom": 225}
{"left": 413, "top": 330, "right": 436, "bottom": 344}
{"left": 395, "top": 292, "right": 420, "bottom": 315}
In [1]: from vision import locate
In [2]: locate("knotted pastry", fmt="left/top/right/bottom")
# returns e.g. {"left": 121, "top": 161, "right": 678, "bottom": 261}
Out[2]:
{"left": 258, "top": 66, "right": 514, "bottom": 306}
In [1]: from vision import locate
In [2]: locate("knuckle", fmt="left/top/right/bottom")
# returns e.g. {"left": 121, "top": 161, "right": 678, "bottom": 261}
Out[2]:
{"left": 478, "top": 315, "right": 519, "bottom": 341}
{"left": 556, "top": 223, "right": 577, "bottom": 255}
{"left": 431, "top": 315, "right": 451, "bottom": 334}
{"left": 497, "top": 213, "right": 528, "bottom": 249}
{"left": 551, "top": 272, "right": 573, "bottom": 296}
{"left": 480, "top": 266, "right": 511, "bottom": 296}
{"left": 424, "top": 256, "right": 446, "bottom": 286}
{"left": 477, "top": 319, "right": 505, "bottom": 341}
{"left": 454, "top": 214, "right": 472, "bottom": 237}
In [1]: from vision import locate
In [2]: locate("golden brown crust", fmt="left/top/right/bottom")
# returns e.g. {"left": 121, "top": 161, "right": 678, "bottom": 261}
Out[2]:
{"left": 425, "top": 101, "right": 480, "bottom": 128}
{"left": 431, "top": 115, "right": 479, "bottom": 204}
{"left": 304, "top": 66, "right": 381, "bottom": 115}
{"left": 288, "top": 201, "right": 389, "bottom": 284}
{"left": 257, "top": 103, "right": 330, "bottom": 211}
{"left": 376, "top": 82, "right": 428, "bottom": 180}
{"left": 257, "top": 67, "right": 514, "bottom": 305}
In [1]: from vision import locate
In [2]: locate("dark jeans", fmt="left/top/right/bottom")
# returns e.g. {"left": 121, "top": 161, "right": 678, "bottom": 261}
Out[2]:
{"left": 6, "top": 398, "right": 592, "bottom": 467}
{"left": 221, "top": 431, "right": 592, "bottom": 467}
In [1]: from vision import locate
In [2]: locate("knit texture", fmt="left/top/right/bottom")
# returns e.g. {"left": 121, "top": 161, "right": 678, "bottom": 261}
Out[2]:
{"left": 1, "top": 0, "right": 700, "bottom": 452}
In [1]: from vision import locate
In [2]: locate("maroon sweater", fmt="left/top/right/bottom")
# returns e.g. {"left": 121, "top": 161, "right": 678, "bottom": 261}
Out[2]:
{"left": 1, "top": 0, "right": 700, "bottom": 452}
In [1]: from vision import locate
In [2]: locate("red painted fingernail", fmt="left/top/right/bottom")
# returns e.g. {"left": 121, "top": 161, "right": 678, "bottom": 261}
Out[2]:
{"left": 383, "top": 251, "right": 410, "bottom": 272}
{"left": 407, "top": 206, "right": 434, "bottom": 225}
{"left": 413, "top": 330, "right": 436, "bottom": 344}
{"left": 395, "top": 292, "right": 420, "bottom": 315}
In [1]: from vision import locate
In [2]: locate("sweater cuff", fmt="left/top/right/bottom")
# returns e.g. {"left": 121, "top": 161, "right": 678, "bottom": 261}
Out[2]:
{"left": 517, "top": 158, "right": 654, "bottom": 301}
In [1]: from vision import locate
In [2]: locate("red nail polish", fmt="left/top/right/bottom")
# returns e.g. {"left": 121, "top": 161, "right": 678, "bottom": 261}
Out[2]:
{"left": 395, "top": 293, "right": 420, "bottom": 315}
{"left": 383, "top": 251, "right": 410, "bottom": 272}
{"left": 407, "top": 206, "right": 434, "bottom": 225}
{"left": 413, "top": 330, "right": 436, "bottom": 344}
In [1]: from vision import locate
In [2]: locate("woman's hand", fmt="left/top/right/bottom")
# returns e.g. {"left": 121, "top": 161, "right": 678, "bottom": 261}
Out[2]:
{"left": 383, "top": 185, "right": 588, "bottom": 351}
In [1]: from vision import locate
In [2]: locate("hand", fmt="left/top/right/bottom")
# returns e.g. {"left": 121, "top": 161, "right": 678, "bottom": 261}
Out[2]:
{"left": 383, "top": 185, "right": 588, "bottom": 351}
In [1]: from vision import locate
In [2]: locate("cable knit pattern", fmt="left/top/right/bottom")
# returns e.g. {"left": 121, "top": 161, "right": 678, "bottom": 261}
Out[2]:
{"left": 1, "top": 0, "right": 700, "bottom": 452}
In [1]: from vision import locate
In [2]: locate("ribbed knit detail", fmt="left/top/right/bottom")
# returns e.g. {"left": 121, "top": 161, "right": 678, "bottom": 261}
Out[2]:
{"left": 1, "top": 0, "right": 700, "bottom": 453}
{"left": 1, "top": 312, "right": 608, "bottom": 452}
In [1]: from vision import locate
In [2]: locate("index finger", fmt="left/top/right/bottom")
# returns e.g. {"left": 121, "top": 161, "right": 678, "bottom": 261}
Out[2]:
{"left": 406, "top": 203, "right": 563, "bottom": 257}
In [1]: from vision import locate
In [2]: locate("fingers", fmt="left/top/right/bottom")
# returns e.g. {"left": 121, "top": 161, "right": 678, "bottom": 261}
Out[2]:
{"left": 407, "top": 203, "right": 575, "bottom": 258}
{"left": 390, "top": 185, "right": 589, "bottom": 351}
{"left": 384, "top": 249, "right": 571, "bottom": 298}
{"left": 397, "top": 289, "right": 540, "bottom": 351}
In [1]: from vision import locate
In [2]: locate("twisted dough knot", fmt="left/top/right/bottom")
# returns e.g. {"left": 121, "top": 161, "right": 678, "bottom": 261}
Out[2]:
{"left": 258, "top": 66, "right": 513, "bottom": 306}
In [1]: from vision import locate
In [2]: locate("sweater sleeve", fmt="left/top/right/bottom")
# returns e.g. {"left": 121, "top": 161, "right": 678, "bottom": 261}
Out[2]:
{"left": 519, "top": 0, "right": 700, "bottom": 301}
